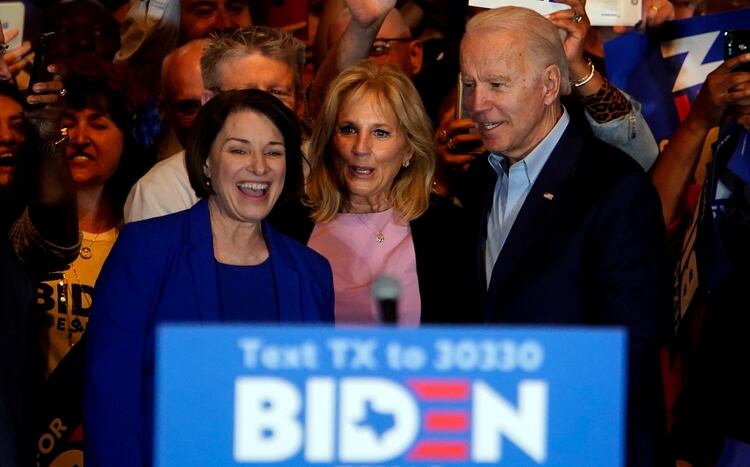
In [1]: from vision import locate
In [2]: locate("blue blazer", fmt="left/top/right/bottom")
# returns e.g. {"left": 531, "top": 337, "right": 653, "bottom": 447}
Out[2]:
{"left": 461, "top": 117, "right": 671, "bottom": 467}
{"left": 83, "top": 200, "right": 334, "bottom": 467}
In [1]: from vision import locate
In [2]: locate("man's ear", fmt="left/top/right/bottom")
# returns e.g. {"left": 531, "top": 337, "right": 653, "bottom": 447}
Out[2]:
{"left": 200, "top": 89, "right": 214, "bottom": 105}
{"left": 541, "top": 64, "right": 561, "bottom": 105}
{"left": 409, "top": 40, "right": 424, "bottom": 76}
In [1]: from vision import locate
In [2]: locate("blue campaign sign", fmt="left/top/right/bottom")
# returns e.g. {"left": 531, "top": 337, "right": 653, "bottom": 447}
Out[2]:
{"left": 155, "top": 325, "right": 626, "bottom": 466}
{"left": 605, "top": 8, "right": 750, "bottom": 144}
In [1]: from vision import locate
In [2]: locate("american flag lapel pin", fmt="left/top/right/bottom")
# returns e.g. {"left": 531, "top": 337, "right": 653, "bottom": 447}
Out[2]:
{"left": 543, "top": 192, "right": 555, "bottom": 201}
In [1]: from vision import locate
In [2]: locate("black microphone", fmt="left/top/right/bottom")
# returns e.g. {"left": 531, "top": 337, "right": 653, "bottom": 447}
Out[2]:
{"left": 371, "top": 275, "right": 401, "bottom": 324}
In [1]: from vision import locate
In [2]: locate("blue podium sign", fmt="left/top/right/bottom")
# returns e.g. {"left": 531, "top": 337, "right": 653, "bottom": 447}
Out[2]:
{"left": 155, "top": 325, "right": 625, "bottom": 466}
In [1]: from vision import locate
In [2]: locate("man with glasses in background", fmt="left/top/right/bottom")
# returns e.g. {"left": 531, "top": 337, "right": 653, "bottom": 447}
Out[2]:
{"left": 310, "top": 1, "right": 422, "bottom": 116}
{"left": 358, "top": 9, "right": 422, "bottom": 78}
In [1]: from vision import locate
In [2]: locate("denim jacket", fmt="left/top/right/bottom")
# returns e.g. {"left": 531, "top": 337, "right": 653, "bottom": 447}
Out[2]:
{"left": 587, "top": 90, "right": 658, "bottom": 171}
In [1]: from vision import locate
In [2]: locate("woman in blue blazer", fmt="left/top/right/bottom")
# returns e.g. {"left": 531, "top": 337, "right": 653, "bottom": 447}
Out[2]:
{"left": 84, "top": 90, "right": 334, "bottom": 467}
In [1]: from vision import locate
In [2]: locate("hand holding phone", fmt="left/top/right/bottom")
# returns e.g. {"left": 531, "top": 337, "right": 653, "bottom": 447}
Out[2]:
{"left": 434, "top": 83, "right": 485, "bottom": 182}
{"left": 26, "top": 31, "right": 55, "bottom": 107}
{"left": 442, "top": 73, "right": 483, "bottom": 158}
{"left": 24, "top": 32, "right": 67, "bottom": 142}
{"left": 724, "top": 30, "right": 750, "bottom": 73}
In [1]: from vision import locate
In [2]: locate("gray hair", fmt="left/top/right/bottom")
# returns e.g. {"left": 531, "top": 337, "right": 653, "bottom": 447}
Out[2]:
{"left": 201, "top": 26, "right": 306, "bottom": 93}
{"left": 465, "top": 6, "right": 571, "bottom": 96}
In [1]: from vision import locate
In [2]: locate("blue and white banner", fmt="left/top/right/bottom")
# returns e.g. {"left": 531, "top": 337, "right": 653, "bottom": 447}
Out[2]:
{"left": 605, "top": 8, "right": 750, "bottom": 145}
{"left": 155, "top": 325, "right": 626, "bottom": 466}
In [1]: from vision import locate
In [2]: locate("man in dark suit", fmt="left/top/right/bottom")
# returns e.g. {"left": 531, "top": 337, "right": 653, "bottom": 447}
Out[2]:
{"left": 458, "top": 6, "right": 670, "bottom": 467}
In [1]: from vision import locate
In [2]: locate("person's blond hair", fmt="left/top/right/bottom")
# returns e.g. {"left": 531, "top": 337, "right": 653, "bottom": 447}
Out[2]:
{"left": 306, "top": 61, "right": 435, "bottom": 223}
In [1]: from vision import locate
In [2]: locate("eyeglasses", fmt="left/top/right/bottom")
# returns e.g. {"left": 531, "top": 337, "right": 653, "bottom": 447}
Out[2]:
{"left": 369, "top": 37, "right": 411, "bottom": 57}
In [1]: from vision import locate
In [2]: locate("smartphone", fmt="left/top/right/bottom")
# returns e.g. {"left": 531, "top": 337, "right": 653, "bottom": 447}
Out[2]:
{"left": 723, "top": 30, "right": 750, "bottom": 73}
{"left": 27, "top": 31, "right": 55, "bottom": 100}
{"left": 455, "top": 73, "right": 471, "bottom": 120}
{"left": 454, "top": 73, "right": 485, "bottom": 156}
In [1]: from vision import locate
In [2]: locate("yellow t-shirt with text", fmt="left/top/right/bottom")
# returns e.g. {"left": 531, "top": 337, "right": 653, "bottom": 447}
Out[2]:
{"left": 36, "top": 228, "right": 117, "bottom": 377}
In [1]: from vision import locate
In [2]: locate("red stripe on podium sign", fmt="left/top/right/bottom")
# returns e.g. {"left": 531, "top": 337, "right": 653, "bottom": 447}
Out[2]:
{"left": 406, "top": 378, "right": 470, "bottom": 401}
{"left": 424, "top": 410, "right": 470, "bottom": 432}
{"left": 407, "top": 440, "right": 469, "bottom": 461}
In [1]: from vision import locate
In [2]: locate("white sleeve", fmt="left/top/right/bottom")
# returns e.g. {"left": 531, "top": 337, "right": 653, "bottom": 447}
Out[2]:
{"left": 123, "top": 151, "right": 199, "bottom": 223}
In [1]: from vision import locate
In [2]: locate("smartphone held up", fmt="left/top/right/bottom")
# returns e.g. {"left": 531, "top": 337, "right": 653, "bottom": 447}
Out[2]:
{"left": 724, "top": 30, "right": 750, "bottom": 73}
{"left": 26, "top": 31, "right": 56, "bottom": 109}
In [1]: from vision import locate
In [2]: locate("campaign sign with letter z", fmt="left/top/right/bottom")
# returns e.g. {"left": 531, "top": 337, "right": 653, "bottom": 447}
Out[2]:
{"left": 155, "top": 325, "right": 626, "bottom": 466}
{"left": 605, "top": 8, "right": 750, "bottom": 144}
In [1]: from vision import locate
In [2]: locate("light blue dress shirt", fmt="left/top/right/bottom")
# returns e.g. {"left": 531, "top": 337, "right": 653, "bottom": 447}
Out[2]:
{"left": 485, "top": 108, "right": 570, "bottom": 286}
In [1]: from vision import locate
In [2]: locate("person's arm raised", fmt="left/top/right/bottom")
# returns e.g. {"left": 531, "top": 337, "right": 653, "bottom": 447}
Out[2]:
{"left": 309, "top": 0, "right": 396, "bottom": 117}
{"left": 9, "top": 63, "right": 79, "bottom": 271}
{"left": 650, "top": 52, "right": 750, "bottom": 226}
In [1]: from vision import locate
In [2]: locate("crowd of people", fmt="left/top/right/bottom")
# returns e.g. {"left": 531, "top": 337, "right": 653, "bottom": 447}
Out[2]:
{"left": 1, "top": 0, "right": 749, "bottom": 466}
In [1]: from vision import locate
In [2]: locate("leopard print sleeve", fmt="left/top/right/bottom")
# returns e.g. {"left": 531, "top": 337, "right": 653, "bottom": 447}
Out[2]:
{"left": 578, "top": 78, "right": 632, "bottom": 124}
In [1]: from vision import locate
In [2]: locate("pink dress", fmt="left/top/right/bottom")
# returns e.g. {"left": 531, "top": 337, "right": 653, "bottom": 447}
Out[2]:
{"left": 308, "top": 209, "right": 421, "bottom": 324}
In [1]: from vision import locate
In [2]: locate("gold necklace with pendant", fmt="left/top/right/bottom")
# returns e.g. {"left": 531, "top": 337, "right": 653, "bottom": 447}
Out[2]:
{"left": 79, "top": 232, "right": 102, "bottom": 259}
{"left": 353, "top": 211, "right": 390, "bottom": 244}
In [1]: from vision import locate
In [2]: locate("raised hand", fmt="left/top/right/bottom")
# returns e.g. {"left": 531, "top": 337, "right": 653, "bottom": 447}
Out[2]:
{"left": 1, "top": 28, "right": 33, "bottom": 78}
{"left": 1, "top": 22, "right": 13, "bottom": 80}
{"left": 546, "top": 0, "right": 590, "bottom": 74}
{"left": 25, "top": 64, "right": 68, "bottom": 142}
{"left": 639, "top": 0, "right": 675, "bottom": 30}
{"left": 690, "top": 52, "right": 750, "bottom": 130}
{"left": 650, "top": 52, "right": 750, "bottom": 226}
{"left": 432, "top": 102, "right": 484, "bottom": 197}
{"left": 344, "top": 0, "right": 397, "bottom": 29}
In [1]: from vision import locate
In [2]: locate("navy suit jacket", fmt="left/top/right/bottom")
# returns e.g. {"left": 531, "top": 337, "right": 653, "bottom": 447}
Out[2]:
{"left": 462, "top": 117, "right": 671, "bottom": 467}
{"left": 83, "top": 199, "right": 334, "bottom": 467}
